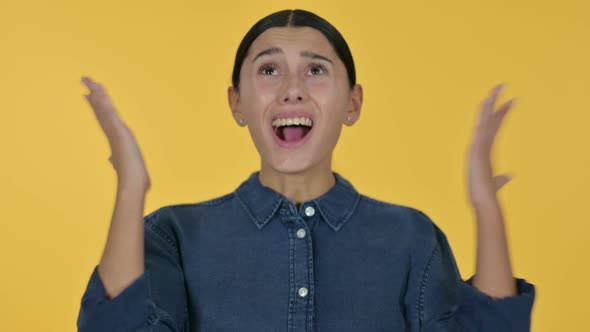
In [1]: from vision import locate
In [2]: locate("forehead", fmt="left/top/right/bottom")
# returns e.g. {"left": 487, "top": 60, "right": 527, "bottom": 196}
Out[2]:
{"left": 248, "top": 27, "right": 336, "bottom": 58}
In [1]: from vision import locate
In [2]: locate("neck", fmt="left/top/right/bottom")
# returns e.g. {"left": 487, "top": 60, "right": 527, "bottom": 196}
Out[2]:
{"left": 258, "top": 159, "right": 336, "bottom": 208}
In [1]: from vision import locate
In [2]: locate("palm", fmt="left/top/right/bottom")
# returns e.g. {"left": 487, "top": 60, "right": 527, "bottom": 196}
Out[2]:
{"left": 81, "top": 76, "right": 151, "bottom": 191}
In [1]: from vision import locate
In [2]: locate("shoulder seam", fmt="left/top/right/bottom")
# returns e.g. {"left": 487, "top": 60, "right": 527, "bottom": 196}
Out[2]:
{"left": 144, "top": 208, "right": 180, "bottom": 252}
{"left": 409, "top": 206, "right": 438, "bottom": 327}
{"left": 142, "top": 193, "right": 236, "bottom": 251}
{"left": 146, "top": 215, "right": 179, "bottom": 252}
{"left": 418, "top": 236, "right": 439, "bottom": 326}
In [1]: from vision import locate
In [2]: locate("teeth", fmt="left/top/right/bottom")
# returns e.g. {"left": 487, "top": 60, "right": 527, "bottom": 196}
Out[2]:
{"left": 272, "top": 117, "right": 313, "bottom": 128}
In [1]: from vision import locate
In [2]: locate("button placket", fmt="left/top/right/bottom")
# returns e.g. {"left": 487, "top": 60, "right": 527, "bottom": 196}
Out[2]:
{"left": 288, "top": 204, "right": 315, "bottom": 331}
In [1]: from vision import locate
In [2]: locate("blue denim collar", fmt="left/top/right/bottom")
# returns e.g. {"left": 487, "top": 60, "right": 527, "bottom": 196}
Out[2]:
{"left": 234, "top": 171, "right": 361, "bottom": 232}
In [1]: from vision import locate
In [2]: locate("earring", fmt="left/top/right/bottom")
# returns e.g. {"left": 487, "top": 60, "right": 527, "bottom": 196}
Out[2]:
{"left": 346, "top": 116, "right": 351, "bottom": 123}
{"left": 238, "top": 118, "right": 245, "bottom": 125}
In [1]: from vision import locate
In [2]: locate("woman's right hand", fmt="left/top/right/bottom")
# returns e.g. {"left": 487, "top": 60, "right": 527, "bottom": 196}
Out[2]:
{"left": 81, "top": 76, "right": 151, "bottom": 192}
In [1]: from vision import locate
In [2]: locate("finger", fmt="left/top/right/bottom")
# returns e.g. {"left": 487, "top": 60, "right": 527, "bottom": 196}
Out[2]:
{"left": 476, "top": 83, "right": 510, "bottom": 138}
{"left": 82, "top": 78, "right": 115, "bottom": 111}
{"left": 494, "top": 99, "right": 515, "bottom": 122}
{"left": 81, "top": 77, "right": 120, "bottom": 117}
{"left": 494, "top": 174, "right": 513, "bottom": 192}
{"left": 81, "top": 76, "right": 125, "bottom": 137}
{"left": 81, "top": 76, "right": 104, "bottom": 99}
{"left": 480, "top": 83, "right": 506, "bottom": 118}
{"left": 489, "top": 83, "right": 505, "bottom": 106}
{"left": 490, "top": 98, "right": 517, "bottom": 137}
{"left": 476, "top": 97, "right": 495, "bottom": 133}
{"left": 490, "top": 82, "right": 505, "bottom": 97}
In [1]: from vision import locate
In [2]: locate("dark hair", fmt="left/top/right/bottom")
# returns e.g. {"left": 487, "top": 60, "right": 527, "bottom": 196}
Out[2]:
{"left": 231, "top": 9, "right": 356, "bottom": 91}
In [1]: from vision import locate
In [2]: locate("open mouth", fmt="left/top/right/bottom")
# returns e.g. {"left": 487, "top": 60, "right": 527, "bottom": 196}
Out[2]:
{"left": 274, "top": 125, "right": 312, "bottom": 142}
{"left": 271, "top": 117, "right": 314, "bottom": 148}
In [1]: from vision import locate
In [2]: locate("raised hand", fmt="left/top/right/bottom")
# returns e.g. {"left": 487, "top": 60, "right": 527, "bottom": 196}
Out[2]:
{"left": 467, "top": 83, "right": 517, "bottom": 208}
{"left": 81, "top": 76, "right": 151, "bottom": 192}
{"left": 467, "top": 82, "right": 519, "bottom": 298}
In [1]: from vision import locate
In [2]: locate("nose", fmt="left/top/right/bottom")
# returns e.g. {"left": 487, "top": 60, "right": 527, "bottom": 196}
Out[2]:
{"left": 280, "top": 75, "right": 307, "bottom": 104}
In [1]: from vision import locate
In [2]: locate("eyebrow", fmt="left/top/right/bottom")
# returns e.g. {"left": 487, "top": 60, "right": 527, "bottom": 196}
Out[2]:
{"left": 251, "top": 47, "right": 333, "bottom": 64}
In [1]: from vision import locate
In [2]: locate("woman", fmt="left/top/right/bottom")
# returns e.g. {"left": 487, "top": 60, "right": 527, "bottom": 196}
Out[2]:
{"left": 77, "top": 9, "right": 535, "bottom": 332}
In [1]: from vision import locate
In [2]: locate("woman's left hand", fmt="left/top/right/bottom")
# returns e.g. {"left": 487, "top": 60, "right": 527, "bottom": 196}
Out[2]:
{"left": 467, "top": 83, "right": 518, "bottom": 209}
{"left": 468, "top": 83, "right": 519, "bottom": 298}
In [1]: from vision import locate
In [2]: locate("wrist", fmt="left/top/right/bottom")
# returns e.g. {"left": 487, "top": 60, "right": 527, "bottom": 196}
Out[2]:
{"left": 117, "top": 182, "right": 149, "bottom": 197}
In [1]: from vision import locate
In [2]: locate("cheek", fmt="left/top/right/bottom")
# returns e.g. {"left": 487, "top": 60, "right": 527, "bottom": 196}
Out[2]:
{"left": 255, "top": 82, "right": 280, "bottom": 105}
{"left": 239, "top": 67, "right": 278, "bottom": 108}
{"left": 309, "top": 82, "right": 343, "bottom": 110}
{"left": 256, "top": 77, "right": 281, "bottom": 91}
{"left": 308, "top": 79, "right": 330, "bottom": 93}
{"left": 240, "top": 83, "right": 276, "bottom": 113}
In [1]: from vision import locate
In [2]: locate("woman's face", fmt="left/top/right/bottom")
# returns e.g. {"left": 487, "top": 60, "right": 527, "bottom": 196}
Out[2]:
{"left": 228, "top": 26, "right": 362, "bottom": 175}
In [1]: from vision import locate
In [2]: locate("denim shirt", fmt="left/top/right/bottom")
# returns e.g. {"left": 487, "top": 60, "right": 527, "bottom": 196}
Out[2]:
{"left": 77, "top": 171, "right": 535, "bottom": 332}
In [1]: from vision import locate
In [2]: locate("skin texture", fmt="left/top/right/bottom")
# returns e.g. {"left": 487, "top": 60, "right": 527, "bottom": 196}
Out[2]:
{"left": 467, "top": 83, "right": 519, "bottom": 298}
{"left": 228, "top": 27, "right": 363, "bottom": 206}
{"left": 80, "top": 76, "right": 150, "bottom": 300}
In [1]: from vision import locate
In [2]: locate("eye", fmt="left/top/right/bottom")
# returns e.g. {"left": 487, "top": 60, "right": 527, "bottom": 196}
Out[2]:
{"left": 258, "top": 64, "right": 278, "bottom": 76}
{"left": 308, "top": 63, "right": 328, "bottom": 76}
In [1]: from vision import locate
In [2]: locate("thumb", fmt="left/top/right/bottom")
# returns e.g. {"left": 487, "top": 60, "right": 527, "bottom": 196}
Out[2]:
{"left": 494, "top": 174, "right": 513, "bottom": 192}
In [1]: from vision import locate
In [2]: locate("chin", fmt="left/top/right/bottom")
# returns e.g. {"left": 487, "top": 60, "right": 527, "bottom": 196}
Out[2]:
{"left": 262, "top": 153, "right": 320, "bottom": 175}
{"left": 254, "top": 132, "right": 335, "bottom": 175}
{"left": 272, "top": 159, "right": 314, "bottom": 174}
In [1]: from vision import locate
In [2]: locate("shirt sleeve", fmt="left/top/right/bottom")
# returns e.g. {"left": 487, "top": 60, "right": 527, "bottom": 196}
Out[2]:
{"left": 76, "top": 207, "right": 190, "bottom": 332}
{"left": 405, "top": 209, "right": 536, "bottom": 332}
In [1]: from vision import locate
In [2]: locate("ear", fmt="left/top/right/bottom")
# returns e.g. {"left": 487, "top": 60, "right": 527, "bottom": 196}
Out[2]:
{"left": 344, "top": 84, "right": 363, "bottom": 126}
{"left": 228, "top": 86, "right": 246, "bottom": 126}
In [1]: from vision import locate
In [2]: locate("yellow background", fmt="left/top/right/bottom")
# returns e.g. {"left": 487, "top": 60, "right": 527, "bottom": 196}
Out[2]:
{"left": 1, "top": 0, "right": 588, "bottom": 331}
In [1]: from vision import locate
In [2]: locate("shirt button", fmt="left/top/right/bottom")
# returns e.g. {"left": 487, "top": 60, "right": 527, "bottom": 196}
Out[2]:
{"left": 298, "top": 287, "right": 308, "bottom": 297}
{"left": 296, "top": 228, "right": 306, "bottom": 239}
{"left": 304, "top": 206, "right": 315, "bottom": 217}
